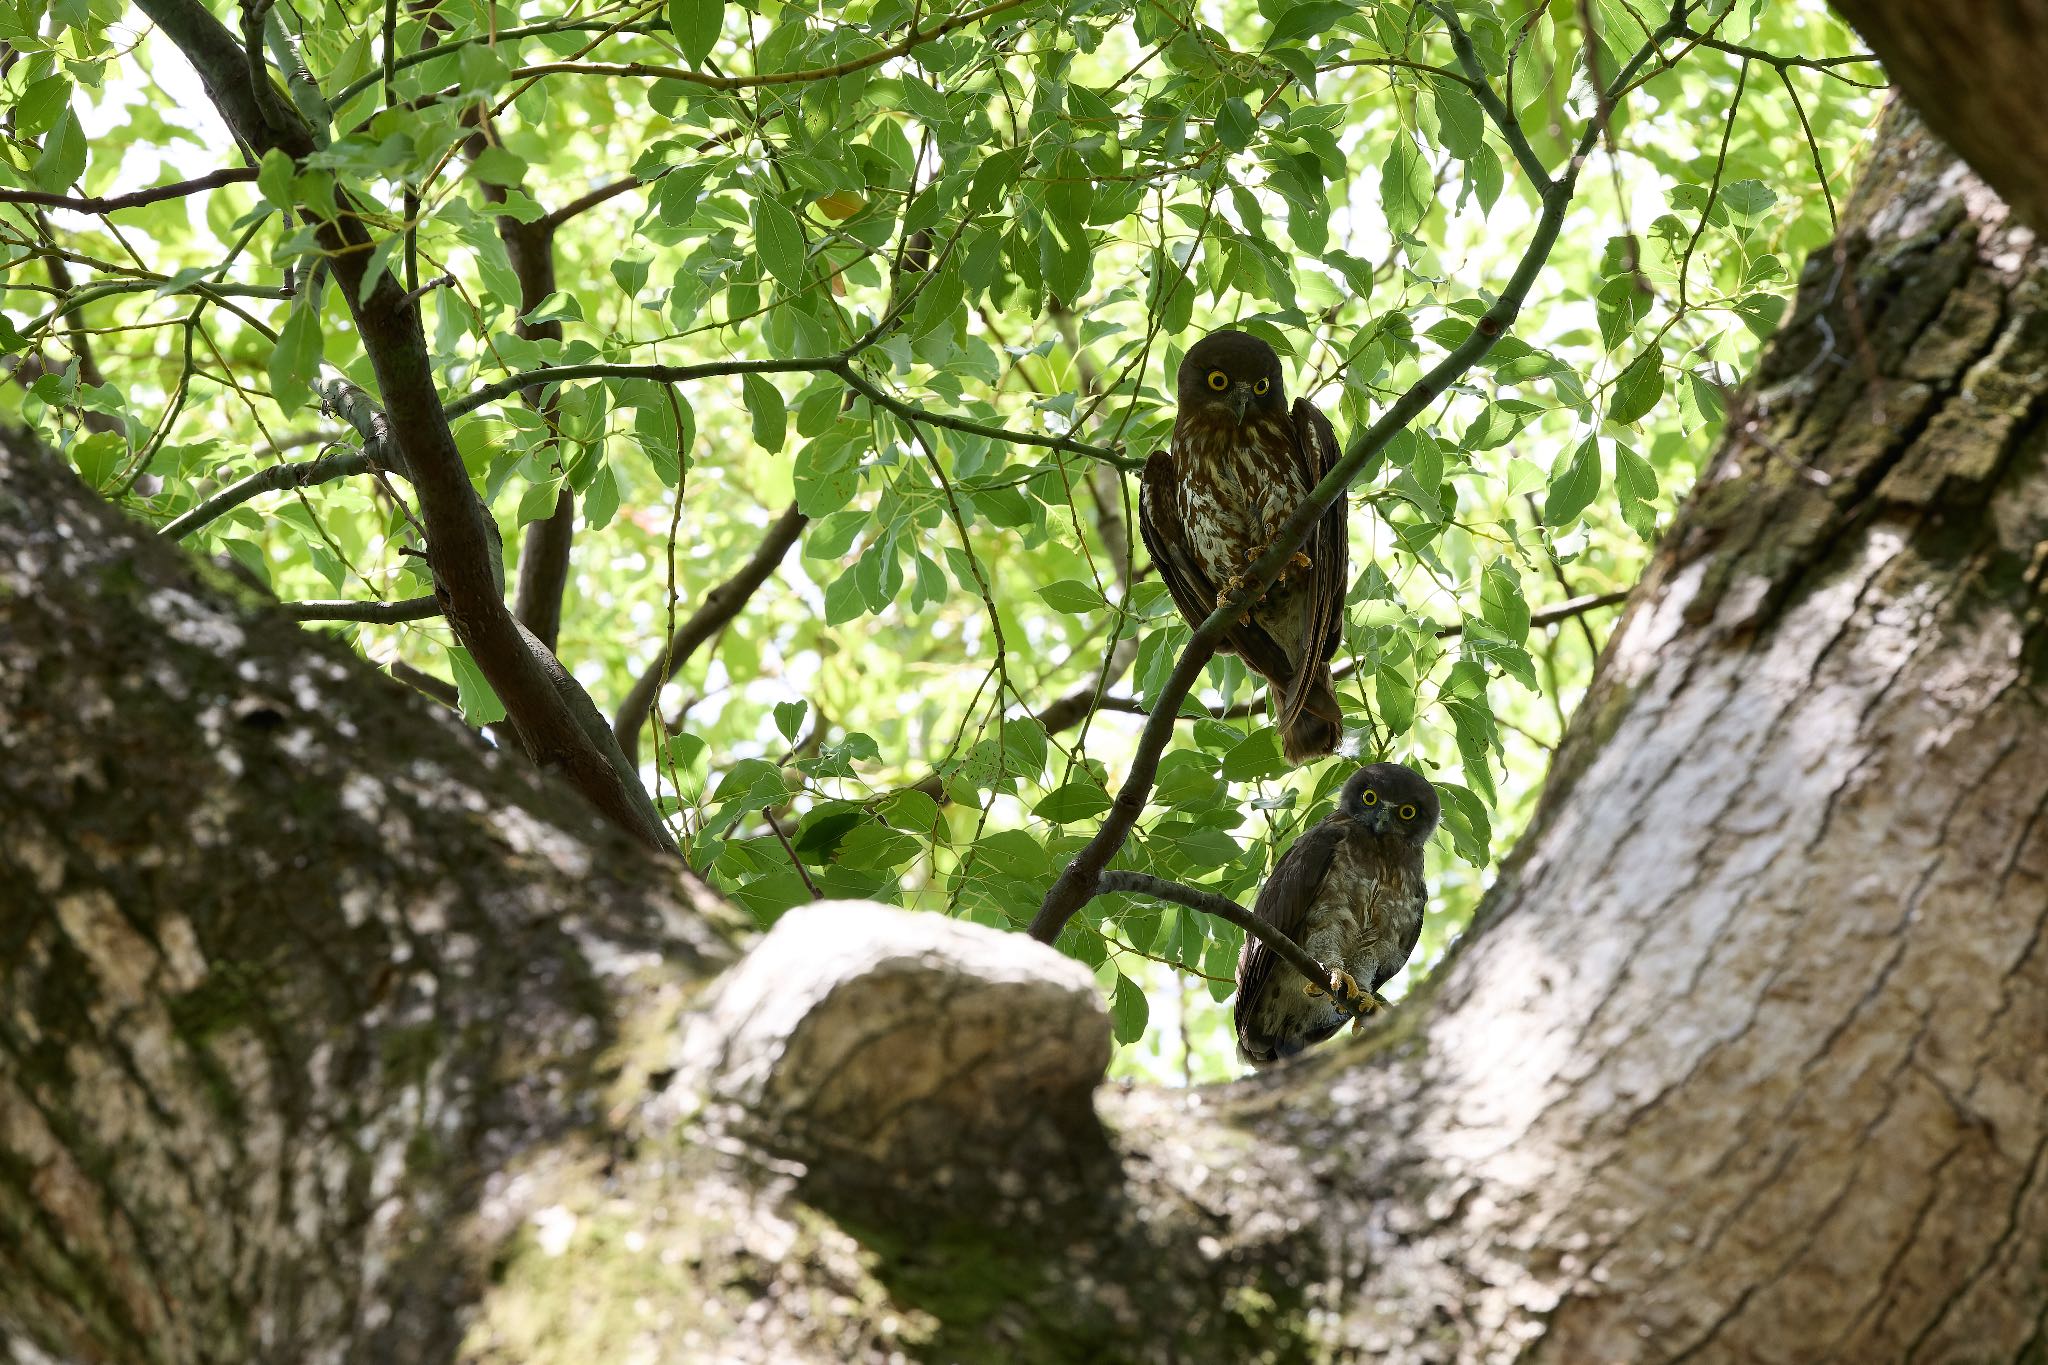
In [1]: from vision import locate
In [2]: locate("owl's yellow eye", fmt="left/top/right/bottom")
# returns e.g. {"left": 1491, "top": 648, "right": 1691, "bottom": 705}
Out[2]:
{"left": 1398, "top": 803, "right": 1418, "bottom": 820}
{"left": 1207, "top": 370, "right": 1229, "bottom": 391}
{"left": 1253, "top": 378, "right": 1270, "bottom": 395}
{"left": 1360, "top": 790, "right": 1378, "bottom": 806}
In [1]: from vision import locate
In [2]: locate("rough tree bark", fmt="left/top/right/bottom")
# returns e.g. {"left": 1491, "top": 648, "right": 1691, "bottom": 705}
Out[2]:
{"left": 5, "top": 103, "right": 2048, "bottom": 1365}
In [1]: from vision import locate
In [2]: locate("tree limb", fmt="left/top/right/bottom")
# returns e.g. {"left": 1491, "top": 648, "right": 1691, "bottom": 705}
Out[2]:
{"left": 283, "top": 595, "right": 440, "bottom": 623}
{"left": 1096, "top": 870, "right": 1370, "bottom": 1022}
{"left": 0, "top": 167, "right": 259, "bottom": 213}
{"left": 161, "top": 448, "right": 376, "bottom": 540}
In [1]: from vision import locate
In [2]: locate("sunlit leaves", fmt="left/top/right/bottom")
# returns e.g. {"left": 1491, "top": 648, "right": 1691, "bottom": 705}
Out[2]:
{"left": 32, "top": 0, "right": 1882, "bottom": 1076}
{"left": 752, "top": 196, "right": 805, "bottom": 288}
{"left": 448, "top": 647, "right": 507, "bottom": 725}
{"left": 1615, "top": 441, "right": 1660, "bottom": 537}
{"left": 32, "top": 101, "right": 85, "bottom": 193}
{"left": 1544, "top": 434, "right": 1602, "bottom": 527}
{"left": 742, "top": 373, "right": 787, "bottom": 453}
{"left": 1036, "top": 579, "right": 1105, "bottom": 614}
{"left": 1381, "top": 132, "right": 1433, "bottom": 240}
{"left": 667, "top": 0, "right": 723, "bottom": 66}
{"left": 1607, "top": 349, "right": 1665, "bottom": 425}
{"left": 267, "top": 296, "right": 323, "bottom": 415}
{"left": 1110, "top": 971, "right": 1150, "bottom": 1044}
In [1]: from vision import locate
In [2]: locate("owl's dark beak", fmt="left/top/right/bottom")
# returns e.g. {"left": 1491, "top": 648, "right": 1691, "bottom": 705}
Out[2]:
{"left": 1361, "top": 803, "right": 1392, "bottom": 835}
{"left": 1227, "top": 382, "right": 1254, "bottom": 423}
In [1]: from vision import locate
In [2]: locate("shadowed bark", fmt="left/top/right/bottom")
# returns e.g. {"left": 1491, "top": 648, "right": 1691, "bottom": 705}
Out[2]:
{"left": 4, "top": 90, "right": 2048, "bottom": 1365}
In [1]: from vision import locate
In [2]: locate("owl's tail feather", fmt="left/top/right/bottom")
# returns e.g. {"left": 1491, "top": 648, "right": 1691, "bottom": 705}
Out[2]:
{"left": 1273, "top": 662, "right": 1342, "bottom": 765}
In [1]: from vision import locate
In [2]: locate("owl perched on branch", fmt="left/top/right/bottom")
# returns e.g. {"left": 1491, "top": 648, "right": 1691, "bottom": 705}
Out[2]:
{"left": 1235, "top": 763, "right": 1440, "bottom": 1066}
{"left": 1138, "top": 330, "right": 1350, "bottom": 763}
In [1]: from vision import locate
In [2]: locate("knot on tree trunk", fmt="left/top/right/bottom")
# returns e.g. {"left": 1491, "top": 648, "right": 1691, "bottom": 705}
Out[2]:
{"left": 679, "top": 901, "right": 1113, "bottom": 1211}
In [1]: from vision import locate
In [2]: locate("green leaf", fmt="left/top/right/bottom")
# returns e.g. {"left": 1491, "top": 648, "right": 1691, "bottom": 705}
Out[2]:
{"left": 665, "top": 731, "right": 707, "bottom": 769}
{"left": 1479, "top": 558, "right": 1530, "bottom": 641}
{"left": 1543, "top": 435, "right": 1601, "bottom": 527}
{"left": 823, "top": 566, "right": 867, "bottom": 625}
{"left": 667, "top": 0, "right": 723, "bottom": 66}
{"left": 794, "top": 439, "right": 858, "bottom": 516}
{"left": 1046, "top": 146, "right": 1094, "bottom": 228}
{"left": 471, "top": 145, "right": 527, "bottom": 187}
{"left": 1110, "top": 972, "right": 1150, "bottom": 1045}
{"left": 257, "top": 147, "right": 296, "bottom": 209}
{"left": 1376, "top": 662, "right": 1416, "bottom": 735}
{"left": 1447, "top": 697, "right": 1498, "bottom": 805}
{"left": 32, "top": 103, "right": 85, "bottom": 194}
{"left": 1035, "top": 781, "right": 1113, "bottom": 824}
{"left": 448, "top": 647, "right": 507, "bottom": 726}
{"left": 774, "top": 699, "right": 808, "bottom": 742}
{"left": 521, "top": 291, "right": 584, "bottom": 327}
{"left": 517, "top": 477, "right": 564, "bottom": 526}
{"left": 1436, "top": 782, "right": 1493, "bottom": 868}
{"left": 1221, "top": 728, "right": 1286, "bottom": 782}
{"left": 1430, "top": 81, "right": 1485, "bottom": 160}
{"left": 1381, "top": 134, "right": 1432, "bottom": 240}
{"left": 14, "top": 76, "right": 69, "bottom": 139}
{"left": 1720, "top": 178, "right": 1777, "bottom": 218}
{"left": 710, "top": 757, "right": 790, "bottom": 812}
{"left": 1266, "top": 0, "right": 1349, "bottom": 47}
{"left": 1037, "top": 578, "right": 1105, "bottom": 614}
{"left": 1596, "top": 275, "right": 1650, "bottom": 352}
{"left": 70, "top": 430, "right": 126, "bottom": 491}
{"left": 742, "top": 372, "right": 787, "bottom": 453}
{"left": 267, "top": 296, "right": 323, "bottom": 416}
{"left": 753, "top": 196, "right": 805, "bottom": 289}
{"left": 1615, "top": 441, "right": 1659, "bottom": 538}
{"left": 1607, "top": 348, "right": 1665, "bottom": 426}
{"left": 1214, "top": 97, "right": 1255, "bottom": 152}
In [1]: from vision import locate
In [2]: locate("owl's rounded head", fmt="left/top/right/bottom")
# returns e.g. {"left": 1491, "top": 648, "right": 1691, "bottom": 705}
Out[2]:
{"left": 1177, "top": 330, "right": 1287, "bottom": 422}
{"left": 1337, "top": 761, "right": 1440, "bottom": 842}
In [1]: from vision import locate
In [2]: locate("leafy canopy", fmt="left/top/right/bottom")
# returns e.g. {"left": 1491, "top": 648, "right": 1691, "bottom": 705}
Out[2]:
{"left": 0, "top": 0, "right": 1878, "bottom": 1077}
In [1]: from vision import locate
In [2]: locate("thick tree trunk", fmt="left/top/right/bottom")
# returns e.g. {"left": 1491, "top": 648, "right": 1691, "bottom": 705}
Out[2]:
{"left": 5, "top": 108, "right": 2047, "bottom": 1364}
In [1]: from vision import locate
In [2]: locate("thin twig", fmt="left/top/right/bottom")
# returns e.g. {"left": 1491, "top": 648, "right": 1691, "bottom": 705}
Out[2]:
{"left": 763, "top": 808, "right": 824, "bottom": 900}
{"left": 1097, "top": 871, "right": 1369, "bottom": 1023}
{"left": 1090, "top": 590, "right": 1631, "bottom": 720}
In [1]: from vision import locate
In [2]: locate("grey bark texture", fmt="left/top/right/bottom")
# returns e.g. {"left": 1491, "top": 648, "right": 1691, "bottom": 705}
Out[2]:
{"left": 5, "top": 103, "right": 2048, "bottom": 1365}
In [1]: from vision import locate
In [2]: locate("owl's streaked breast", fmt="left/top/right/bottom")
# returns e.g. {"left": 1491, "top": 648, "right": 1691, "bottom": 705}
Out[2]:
{"left": 1166, "top": 409, "right": 1316, "bottom": 625}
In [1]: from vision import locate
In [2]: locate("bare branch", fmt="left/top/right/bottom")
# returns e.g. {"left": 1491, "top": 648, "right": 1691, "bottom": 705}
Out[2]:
{"left": 0, "top": 167, "right": 260, "bottom": 214}
{"left": 161, "top": 448, "right": 376, "bottom": 540}
{"left": 1096, "top": 871, "right": 1371, "bottom": 1023}
{"left": 283, "top": 595, "right": 440, "bottom": 623}
{"left": 1677, "top": 26, "right": 1881, "bottom": 84}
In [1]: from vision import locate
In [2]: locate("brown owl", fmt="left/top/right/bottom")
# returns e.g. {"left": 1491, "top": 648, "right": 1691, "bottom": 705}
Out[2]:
{"left": 1138, "top": 330, "right": 1349, "bottom": 764}
{"left": 1235, "top": 762, "right": 1439, "bottom": 1066}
